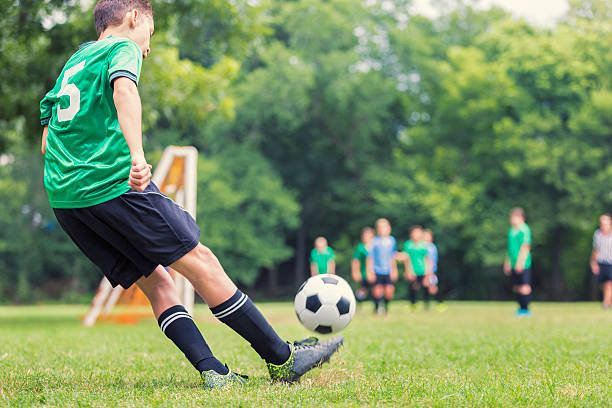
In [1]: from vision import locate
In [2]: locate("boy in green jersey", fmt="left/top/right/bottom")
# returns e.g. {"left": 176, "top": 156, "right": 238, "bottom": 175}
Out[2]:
{"left": 503, "top": 207, "right": 533, "bottom": 316}
{"left": 310, "top": 236, "right": 336, "bottom": 275}
{"left": 351, "top": 227, "right": 374, "bottom": 302}
{"left": 399, "top": 226, "right": 431, "bottom": 310}
{"left": 39, "top": 0, "right": 342, "bottom": 389}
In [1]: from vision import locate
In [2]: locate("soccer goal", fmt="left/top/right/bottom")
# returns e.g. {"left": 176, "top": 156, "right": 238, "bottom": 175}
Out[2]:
{"left": 82, "top": 146, "right": 198, "bottom": 326}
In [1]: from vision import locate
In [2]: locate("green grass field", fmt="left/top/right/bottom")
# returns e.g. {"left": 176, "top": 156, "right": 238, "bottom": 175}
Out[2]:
{"left": 0, "top": 302, "right": 610, "bottom": 407}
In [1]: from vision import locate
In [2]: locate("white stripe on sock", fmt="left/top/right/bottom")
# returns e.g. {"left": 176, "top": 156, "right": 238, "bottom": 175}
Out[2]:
{"left": 213, "top": 293, "right": 248, "bottom": 319}
{"left": 160, "top": 311, "right": 192, "bottom": 333}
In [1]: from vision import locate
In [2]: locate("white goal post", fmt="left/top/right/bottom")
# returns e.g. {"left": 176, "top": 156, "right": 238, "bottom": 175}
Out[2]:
{"left": 83, "top": 146, "right": 198, "bottom": 326}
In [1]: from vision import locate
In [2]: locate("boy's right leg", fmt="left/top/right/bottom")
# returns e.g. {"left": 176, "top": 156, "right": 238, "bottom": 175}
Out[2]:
{"left": 171, "top": 243, "right": 343, "bottom": 382}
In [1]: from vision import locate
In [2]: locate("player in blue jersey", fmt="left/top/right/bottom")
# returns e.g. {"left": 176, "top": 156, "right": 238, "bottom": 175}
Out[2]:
{"left": 424, "top": 229, "right": 446, "bottom": 311}
{"left": 366, "top": 218, "right": 398, "bottom": 315}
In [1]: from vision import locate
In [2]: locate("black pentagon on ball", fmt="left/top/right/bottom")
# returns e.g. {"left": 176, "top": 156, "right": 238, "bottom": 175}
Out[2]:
{"left": 305, "top": 294, "right": 322, "bottom": 313}
{"left": 315, "top": 325, "right": 333, "bottom": 334}
{"left": 336, "top": 297, "right": 351, "bottom": 315}
{"left": 321, "top": 276, "right": 338, "bottom": 285}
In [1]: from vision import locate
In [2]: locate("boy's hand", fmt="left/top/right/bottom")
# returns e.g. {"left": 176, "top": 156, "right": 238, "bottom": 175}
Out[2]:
{"left": 366, "top": 272, "right": 376, "bottom": 284}
{"left": 390, "top": 269, "right": 398, "bottom": 282}
{"left": 591, "top": 262, "right": 600, "bottom": 275}
{"left": 405, "top": 272, "right": 416, "bottom": 281}
{"left": 129, "top": 156, "right": 152, "bottom": 192}
{"left": 503, "top": 259, "right": 511, "bottom": 276}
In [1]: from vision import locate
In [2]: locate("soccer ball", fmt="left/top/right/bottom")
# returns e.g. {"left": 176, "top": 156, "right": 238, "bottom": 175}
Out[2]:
{"left": 294, "top": 274, "right": 356, "bottom": 334}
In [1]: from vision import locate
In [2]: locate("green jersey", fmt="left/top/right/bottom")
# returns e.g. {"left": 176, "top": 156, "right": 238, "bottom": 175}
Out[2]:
{"left": 310, "top": 247, "right": 335, "bottom": 274}
{"left": 352, "top": 242, "right": 369, "bottom": 279}
{"left": 508, "top": 223, "right": 532, "bottom": 269}
{"left": 402, "top": 240, "right": 428, "bottom": 276}
{"left": 40, "top": 37, "right": 143, "bottom": 208}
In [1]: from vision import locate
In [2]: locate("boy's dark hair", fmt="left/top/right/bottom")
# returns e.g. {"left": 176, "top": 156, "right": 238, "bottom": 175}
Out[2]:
{"left": 410, "top": 225, "right": 422, "bottom": 233}
{"left": 94, "top": 0, "right": 153, "bottom": 36}
{"left": 510, "top": 207, "right": 525, "bottom": 219}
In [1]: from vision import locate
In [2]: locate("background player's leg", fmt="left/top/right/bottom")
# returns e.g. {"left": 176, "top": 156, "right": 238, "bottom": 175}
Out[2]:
{"left": 602, "top": 281, "right": 612, "bottom": 308}
{"left": 409, "top": 281, "right": 418, "bottom": 308}
{"left": 136, "top": 266, "right": 228, "bottom": 374}
{"left": 171, "top": 244, "right": 290, "bottom": 365}
{"left": 517, "top": 284, "right": 531, "bottom": 311}
{"left": 372, "top": 284, "right": 383, "bottom": 313}
{"left": 383, "top": 284, "right": 394, "bottom": 313}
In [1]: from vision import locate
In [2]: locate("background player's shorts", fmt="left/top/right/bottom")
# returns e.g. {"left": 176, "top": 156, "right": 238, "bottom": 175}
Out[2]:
{"left": 54, "top": 182, "right": 200, "bottom": 289}
{"left": 375, "top": 274, "right": 392, "bottom": 286}
{"left": 410, "top": 275, "right": 426, "bottom": 286}
{"left": 597, "top": 263, "right": 612, "bottom": 284}
{"left": 360, "top": 279, "right": 371, "bottom": 289}
{"left": 511, "top": 268, "right": 531, "bottom": 286}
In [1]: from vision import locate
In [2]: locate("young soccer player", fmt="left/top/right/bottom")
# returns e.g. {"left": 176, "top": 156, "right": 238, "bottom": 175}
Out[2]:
{"left": 400, "top": 226, "right": 431, "bottom": 310}
{"left": 503, "top": 207, "right": 533, "bottom": 316}
{"left": 590, "top": 214, "right": 612, "bottom": 310}
{"left": 351, "top": 227, "right": 374, "bottom": 302}
{"left": 39, "top": 0, "right": 342, "bottom": 389}
{"left": 366, "top": 219, "right": 398, "bottom": 314}
{"left": 309, "top": 236, "right": 336, "bottom": 276}
{"left": 423, "top": 229, "right": 446, "bottom": 311}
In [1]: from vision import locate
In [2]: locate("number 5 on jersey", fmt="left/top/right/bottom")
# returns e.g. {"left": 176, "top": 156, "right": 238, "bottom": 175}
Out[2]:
{"left": 57, "top": 60, "right": 86, "bottom": 122}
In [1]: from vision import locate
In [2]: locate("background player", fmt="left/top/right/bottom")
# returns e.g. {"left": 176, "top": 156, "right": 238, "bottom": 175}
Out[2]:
{"left": 423, "top": 229, "right": 446, "bottom": 311}
{"left": 503, "top": 207, "right": 533, "bottom": 316}
{"left": 400, "top": 226, "right": 431, "bottom": 311}
{"left": 39, "top": 0, "right": 342, "bottom": 389}
{"left": 366, "top": 219, "right": 398, "bottom": 315}
{"left": 310, "top": 236, "right": 336, "bottom": 275}
{"left": 590, "top": 213, "right": 612, "bottom": 310}
{"left": 351, "top": 227, "right": 375, "bottom": 302}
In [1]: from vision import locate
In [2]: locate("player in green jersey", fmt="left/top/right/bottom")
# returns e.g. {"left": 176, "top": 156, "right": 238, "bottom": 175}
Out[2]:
{"left": 399, "top": 226, "right": 432, "bottom": 310}
{"left": 310, "top": 236, "right": 336, "bottom": 275}
{"left": 39, "top": 0, "right": 342, "bottom": 389}
{"left": 351, "top": 227, "right": 375, "bottom": 302}
{"left": 503, "top": 207, "right": 533, "bottom": 316}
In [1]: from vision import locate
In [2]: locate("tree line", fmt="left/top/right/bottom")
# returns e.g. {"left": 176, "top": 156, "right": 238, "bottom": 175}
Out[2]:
{"left": 1, "top": 0, "right": 611, "bottom": 302}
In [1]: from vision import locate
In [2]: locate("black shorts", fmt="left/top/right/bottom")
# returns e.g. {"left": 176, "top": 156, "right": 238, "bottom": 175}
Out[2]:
{"left": 410, "top": 275, "right": 426, "bottom": 286}
{"left": 597, "top": 263, "right": 612, "bottom": 284}
{"left": 511, "top": 268, "right": 531, "bottom": 286}
{"left": 360, "top": 279, "right": 371, "bottom": 289}
{"left": 54, "top": 182, "right": 200, "bottom": 289}
{"left": 375, "top": 274, "right": 392, "bottom": 286}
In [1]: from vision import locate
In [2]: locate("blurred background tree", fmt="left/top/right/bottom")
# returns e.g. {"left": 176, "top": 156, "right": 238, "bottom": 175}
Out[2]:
{"left": 1, "top": 0, "right": 611, "bottom": 302}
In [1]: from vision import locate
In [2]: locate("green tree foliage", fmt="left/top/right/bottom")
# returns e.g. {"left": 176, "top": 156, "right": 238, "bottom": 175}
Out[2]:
{"left": 2, "top": 0, "right": 612, "bottom": 301}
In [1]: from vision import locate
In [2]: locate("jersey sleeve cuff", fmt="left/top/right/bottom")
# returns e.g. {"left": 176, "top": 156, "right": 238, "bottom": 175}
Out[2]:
{"left": 109, "top": 70, "right": 138, "bottom": 87}
{"left": 41, "top": 117, "right": 51, "bottom": 126}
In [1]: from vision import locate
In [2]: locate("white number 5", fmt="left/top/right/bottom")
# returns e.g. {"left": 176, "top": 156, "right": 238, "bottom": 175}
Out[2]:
{"left": 57, "top": 60, "right": 86, "bottom": 122}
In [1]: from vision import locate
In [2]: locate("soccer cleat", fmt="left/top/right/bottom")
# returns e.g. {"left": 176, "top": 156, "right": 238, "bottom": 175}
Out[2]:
{"left": 201, "top": 366, "right": 248, "bottom": 389}
{"left": 267, "top": 335, "right": 344, "bottom": 382}
{"left": 515, "top": 309, "right": 532, "bottom": 317}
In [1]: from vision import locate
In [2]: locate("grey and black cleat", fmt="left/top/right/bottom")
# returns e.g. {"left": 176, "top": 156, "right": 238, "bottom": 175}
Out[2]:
{"left": 201, "top": 365, "right": 248, "bottom": 389}
{"left": 267, "top": 335, "right": 344, "bottom": 383}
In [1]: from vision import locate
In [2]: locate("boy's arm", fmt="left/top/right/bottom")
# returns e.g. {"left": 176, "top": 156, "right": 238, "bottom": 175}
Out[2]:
{"left": 310, "top": 262, "right": 317, "bottom": 276}
{"left": 366, "top": 257, "right": 375, "bottom": 283}
{"left": 425, "top": 258, "right": 433, "bottom": 275}
{"left": 515, "top": 244, "right": 530, "bottom": 272}
{"left": 113, "top": 77, "right": 151, "bottom": 192}
{"left": 503, "top": 254, "right": 511, "bottom": 275}
{"left": 390, "top": 254, "right": 398, "bottom": 281}
{"left": 403, "top": 254, "right": 415, "bottom": 280}
{"left": 351, "top": 259, "right": 362, "bottom": 282}
{"left": 41, "top": 126, "right": 48, "bottom": 155}
{"left": 590, "top": 249, "right": 600, "bottom": 274}
{"left": 328, "top": 260, "right": 336, "bottom": 275}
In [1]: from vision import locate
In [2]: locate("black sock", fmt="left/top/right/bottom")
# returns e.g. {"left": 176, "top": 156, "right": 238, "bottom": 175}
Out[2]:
{"left": 517, "top": 294, "right": 529, "bottom": 310}
{"left": 383, "top": 298, "right": 389, "bottom": 311}
{"left": 423, "top": 289, "right": 430, "bottom": 308}
{"left": 436, "top": 292, "right": 443, "bottom": 303}
{"left": 409, "top": 287, "right": 417, "bottom": 305}
{"left": 523, "top": 293, "right": 531, "bottom": 310}
{"left": 158, "top": 305, "right": 228, "bottom": 375}
{"left": 374, "top": 296, "right": 382, "bottom": 312}
{"left": 515, "top": 292, "right": 522, "bottom": 309}
{"left": 210, "top": 290, "right": 290, "bottom": 365}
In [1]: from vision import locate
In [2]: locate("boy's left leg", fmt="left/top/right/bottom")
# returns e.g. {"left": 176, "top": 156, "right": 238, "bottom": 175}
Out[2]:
{"left": 135, "top": 266, "right": 232, "bottom": 377}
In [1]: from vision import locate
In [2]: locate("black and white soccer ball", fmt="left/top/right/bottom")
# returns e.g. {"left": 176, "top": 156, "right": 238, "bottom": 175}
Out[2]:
{"left": 294, "top": 274, "right": 356, "bottom": 334}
